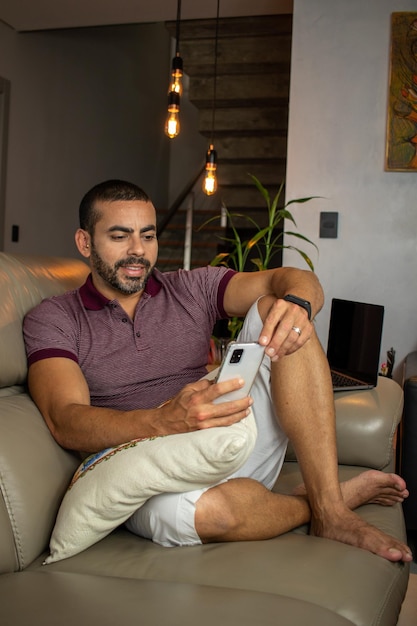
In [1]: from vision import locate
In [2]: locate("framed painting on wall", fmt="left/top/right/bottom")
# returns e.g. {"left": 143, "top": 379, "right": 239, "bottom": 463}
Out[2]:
{"left": 386, "top": 12, "right": 417, "bottom": 171}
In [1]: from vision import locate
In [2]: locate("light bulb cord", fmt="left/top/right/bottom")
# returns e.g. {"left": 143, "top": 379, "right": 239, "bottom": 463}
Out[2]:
{"left": 175, "top": 0, "right": 182, "bottom": 56}
{"left": 210, "top": 0, "right": 220, "bottom": 146}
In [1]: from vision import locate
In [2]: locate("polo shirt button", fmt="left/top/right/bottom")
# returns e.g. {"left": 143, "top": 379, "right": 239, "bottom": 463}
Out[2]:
{"left": 136, "top": 331, "right": 141, "bottom": 337}
{"left": 121, "top": 318, "right": 128, "bottom": 323}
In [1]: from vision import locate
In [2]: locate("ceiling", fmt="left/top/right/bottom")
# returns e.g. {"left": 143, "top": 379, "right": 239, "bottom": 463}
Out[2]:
{"left": 0, "top": 0, "right": 292, "bottom": 33}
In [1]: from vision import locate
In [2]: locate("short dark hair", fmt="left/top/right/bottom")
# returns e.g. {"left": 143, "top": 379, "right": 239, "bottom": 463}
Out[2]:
{"left": 79, "top": 179, "right": 150, "bottom": 233}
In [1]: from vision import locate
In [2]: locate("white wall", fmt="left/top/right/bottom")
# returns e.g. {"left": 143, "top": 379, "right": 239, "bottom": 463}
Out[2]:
{"left": 285, "top": 0, "right": 417, "bottom": 380}
{"left": 0, "top": 21, "right": 171, "bottom": 258}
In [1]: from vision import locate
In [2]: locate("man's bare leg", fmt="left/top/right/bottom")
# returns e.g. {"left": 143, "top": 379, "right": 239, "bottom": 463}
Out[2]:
{"left": 195, "top": 471, "right": 408, "bottom": 545}
{"left": 263, "top": 297, "right": 412, "bottom": 562}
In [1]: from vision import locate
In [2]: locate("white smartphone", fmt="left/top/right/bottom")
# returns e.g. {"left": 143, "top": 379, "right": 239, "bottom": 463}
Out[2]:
{"left": 213, "top": 341, "right": 265, "bottom": 404}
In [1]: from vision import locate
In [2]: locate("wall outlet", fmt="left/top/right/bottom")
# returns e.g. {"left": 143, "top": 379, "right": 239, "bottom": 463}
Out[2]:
{"left": 11, "top": 224, "right": 19, "bottom": 242}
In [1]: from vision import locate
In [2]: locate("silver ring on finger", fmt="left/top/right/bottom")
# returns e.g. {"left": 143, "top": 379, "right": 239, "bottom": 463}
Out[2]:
{"left": 292, "top": 326, "right": 302, "bottom": 336}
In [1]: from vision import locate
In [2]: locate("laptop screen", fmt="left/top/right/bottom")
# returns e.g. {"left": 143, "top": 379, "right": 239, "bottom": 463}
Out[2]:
{"left": 326, "top": 298, "right": 384, "bottom": 386}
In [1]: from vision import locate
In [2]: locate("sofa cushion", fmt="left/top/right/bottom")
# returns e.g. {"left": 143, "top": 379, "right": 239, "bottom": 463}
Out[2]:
{"left": 0, "top": 571, "right": 357, "bottom": 626}
{"left": 0, "top": 253, "right": 88, "bottom": 389}
{"left": 0, "top": 393, "right": 80, "bottom": 573}
{"left": 45, "top": 410, "right": 257, "bottom": 563}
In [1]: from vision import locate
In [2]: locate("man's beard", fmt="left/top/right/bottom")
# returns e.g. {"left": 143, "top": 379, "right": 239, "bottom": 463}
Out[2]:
{"left": 90, "top": 245, "right": 153, "bottom": 295}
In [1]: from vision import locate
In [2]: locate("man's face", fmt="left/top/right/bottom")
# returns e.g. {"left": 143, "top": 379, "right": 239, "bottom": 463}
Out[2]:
{"left": 85, "top": 199, "right": 158, "bottom": 298}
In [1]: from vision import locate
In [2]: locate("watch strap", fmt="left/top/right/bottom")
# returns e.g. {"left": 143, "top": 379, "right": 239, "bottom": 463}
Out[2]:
{"left": 283, "top": 294, "right": 312, "bottom": 321}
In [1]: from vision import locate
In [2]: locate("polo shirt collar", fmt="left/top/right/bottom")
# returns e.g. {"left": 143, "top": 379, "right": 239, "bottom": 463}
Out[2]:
{"left": 79, "top": 271, "right": 162, "bottom": 310}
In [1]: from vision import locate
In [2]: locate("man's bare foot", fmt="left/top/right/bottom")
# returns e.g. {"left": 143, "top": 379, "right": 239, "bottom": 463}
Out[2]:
{"left": 293, "top": 470, "right": 413, "bottom": 562}
{"left": 292, "top": 470, "right": 409, "bottom": 508}
{"left": 339, "top": 470, "right": 409, "bottom": 508}
{"left": 311, "top": 506, "right": 413, "bottom": 562}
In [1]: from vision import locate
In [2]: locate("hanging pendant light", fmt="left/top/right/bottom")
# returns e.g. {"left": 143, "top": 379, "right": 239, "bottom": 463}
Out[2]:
{"left": 165, "top": 90, "right": 181, "bottom": 138}
{"left": 203, "top": 0, "right": 220, "bottom": 195}
{"left": 165, "top": 0, "right": 183, "bottom": 138}
{"left": 203, "top": 144, "right": 218, "bottom": 195}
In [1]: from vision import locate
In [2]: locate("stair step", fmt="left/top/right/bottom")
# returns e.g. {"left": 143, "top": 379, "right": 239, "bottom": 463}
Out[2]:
{"left": 219, "top": 185, "right": 281, "bottom": 209}
{"left": 159, "top": 223, "right": 223, "bottom": 233}
{"left": 185, "top": 62, "right": 290, "bottom": 77}
{"left": 167, "top": 15, "right": 293, "bottom": 41}
{"left": 189, "top": 73, "right": 289, "bottom": 103}
{"left": 217, "top": 161, "right": 286, "bottom": 185}
{"left": 181, "top": 35, "right": 291, "bottom": 70}
{"left": 198, "top": 106, "right": 288, "bottom": 133}
{"left": 159, "top": 238, "right": 220, "bottom": 248}
{"left": 199, "top": 128, "right": 287, "bottom": 140}
{"left": 157, "top": 208, "right": 224, "bottom": 229}
{"left": 212, "top": 135, "right": 287, "bottom": 160}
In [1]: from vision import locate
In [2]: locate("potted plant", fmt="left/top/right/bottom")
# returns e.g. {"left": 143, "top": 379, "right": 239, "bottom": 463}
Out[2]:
{"left": 202, "top": 175, "right": 319, "bottom": 340}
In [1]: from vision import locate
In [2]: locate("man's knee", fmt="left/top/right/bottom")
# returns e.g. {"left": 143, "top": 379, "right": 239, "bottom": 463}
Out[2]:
{"left": 194, "top": 484, "right": 240, "bottom": 542}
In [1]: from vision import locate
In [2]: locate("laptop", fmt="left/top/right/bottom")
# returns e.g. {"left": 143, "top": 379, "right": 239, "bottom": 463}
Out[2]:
{"left": 326, "top": 298, "right": 384, "bottom": 392}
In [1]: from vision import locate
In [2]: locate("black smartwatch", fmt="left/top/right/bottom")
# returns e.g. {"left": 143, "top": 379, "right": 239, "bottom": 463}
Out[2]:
{"left": 283, "top": 294, "right": 312, "bottom": 321}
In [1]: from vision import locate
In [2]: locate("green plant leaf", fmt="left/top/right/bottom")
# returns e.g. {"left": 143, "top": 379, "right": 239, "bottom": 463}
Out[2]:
{"left": 249, "top": 174, "right": 270, "bottom": 205}
{"left": 283, "top": 246, "right": 315, "bottom": 271}
{"left": 247, "top": 227, "right": 271, "bottom": 248}
{"left": 227, "top": 316, "right": 244, "bottom": 340}
{"left": 201, "top": 175, "right": 320, "bottom": 323}
{"left": 251, "top": 258, "right": 266, "bottom": 271}
{"left": 285, "top": 196, "right": 321, "bottom": 207}
{"left": 274, "top": 209, "right": 297, "bottom": 227}
{"left": 210, "top": 252, "right": 230, "bottom": 266}
{"left": 284, "top": 231, "right": 319, "bottom": 253}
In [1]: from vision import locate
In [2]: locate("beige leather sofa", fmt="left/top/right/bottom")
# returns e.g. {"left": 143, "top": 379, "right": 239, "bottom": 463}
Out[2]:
{"left": 0, "top": 252, "right": 410, "bottom": 626}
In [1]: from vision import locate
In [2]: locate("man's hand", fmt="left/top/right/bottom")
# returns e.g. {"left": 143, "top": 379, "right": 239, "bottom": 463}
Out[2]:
{"left": 258, "top": 295, "right": 314, "bottom": 361}
{"left": 156, "top": 377, "right": 253, "bottom": 433}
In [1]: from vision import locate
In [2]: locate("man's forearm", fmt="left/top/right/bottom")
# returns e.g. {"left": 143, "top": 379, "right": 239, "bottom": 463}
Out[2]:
{"left": 44, "top": 402, "right": 166, "bottom": 454}
{"left": 224, "top": 267, "right": 324, "bottom": 321}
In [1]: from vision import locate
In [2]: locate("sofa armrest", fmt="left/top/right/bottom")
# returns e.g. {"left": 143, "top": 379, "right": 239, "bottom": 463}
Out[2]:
{"left": 286, "top": 376, "right": 403, "bottom": 470}
{"left": 403, "top": 350, "right": 417, "bottom": 382}
{"left": 0, "top": 394, "right": 79, "bottom": 573}
{"left": 334, "top": 376, "right": 402, "bottom": 469}
{"left": 400, "top": 351, "right": 417, "bottom": 530}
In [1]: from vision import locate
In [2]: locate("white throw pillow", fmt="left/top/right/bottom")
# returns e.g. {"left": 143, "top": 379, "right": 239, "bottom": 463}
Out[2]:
{"left": 45, "top": 411, "right": 256, "bottom": 563}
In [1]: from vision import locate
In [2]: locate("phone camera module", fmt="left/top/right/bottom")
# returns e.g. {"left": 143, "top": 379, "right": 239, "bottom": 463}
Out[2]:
{"left": 230, "top": 348, "right": 244, "bottom": 364}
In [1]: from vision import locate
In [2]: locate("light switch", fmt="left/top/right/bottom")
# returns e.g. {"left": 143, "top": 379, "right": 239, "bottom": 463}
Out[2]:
{"left": 319, "top": 212, "right": 338, "bottom": 238}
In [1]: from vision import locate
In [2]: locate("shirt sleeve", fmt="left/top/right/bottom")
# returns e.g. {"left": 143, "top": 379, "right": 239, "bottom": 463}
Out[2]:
{"left": 23, "top": 297, "right": 79, "bottom": 366}
{"left": 174, "top": 266, "right": 236, "bottom": 322}
{"left": 216, "top": 268, "right": 236, "bottom": 317}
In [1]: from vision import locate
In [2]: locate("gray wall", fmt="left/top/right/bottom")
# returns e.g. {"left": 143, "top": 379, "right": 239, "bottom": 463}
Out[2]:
{"left": 0, "top": 21, "right": 172, "bottom": 257}
{"left": 286, "top": 0, "right": 417, "bottom": 379}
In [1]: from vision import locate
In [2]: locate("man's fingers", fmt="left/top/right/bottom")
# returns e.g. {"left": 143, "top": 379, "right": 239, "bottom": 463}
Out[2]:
{"left": 258, "top": 297, "right": 312, "bottom": 359}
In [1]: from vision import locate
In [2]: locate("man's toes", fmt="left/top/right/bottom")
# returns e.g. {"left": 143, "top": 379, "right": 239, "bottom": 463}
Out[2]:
{"left": 384, "top": 547, "right": 413, "bottom": 562}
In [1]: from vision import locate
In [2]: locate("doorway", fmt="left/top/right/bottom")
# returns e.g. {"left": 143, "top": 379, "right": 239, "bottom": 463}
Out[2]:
{"left": 0, "top": 77, "right": 10, "bottom": 251}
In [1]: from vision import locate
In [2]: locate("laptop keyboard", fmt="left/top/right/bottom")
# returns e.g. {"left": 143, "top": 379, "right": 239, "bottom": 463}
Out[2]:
{"left": 331, "top": 370, "right": 361, "bottom": 388}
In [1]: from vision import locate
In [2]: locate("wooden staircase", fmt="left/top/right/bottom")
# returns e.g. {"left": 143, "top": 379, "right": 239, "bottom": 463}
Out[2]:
{"left": 158, "top": 14, "right": 292, "bottom": 272}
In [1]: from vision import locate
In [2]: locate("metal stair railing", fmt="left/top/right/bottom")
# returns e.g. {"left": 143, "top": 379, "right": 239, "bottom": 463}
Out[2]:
{"left": 157, "top": 162, "right": 205, "bottom": 237}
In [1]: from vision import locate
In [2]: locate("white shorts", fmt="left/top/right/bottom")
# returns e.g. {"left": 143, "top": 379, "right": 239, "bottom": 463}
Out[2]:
{"left": 125, "top": 299, "right": 288, "bottom": 546}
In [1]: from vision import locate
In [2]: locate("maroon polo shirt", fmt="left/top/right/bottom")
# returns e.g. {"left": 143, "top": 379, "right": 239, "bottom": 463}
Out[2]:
{"left": 23, "top": 266, "right": 235, "bottom": 410}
